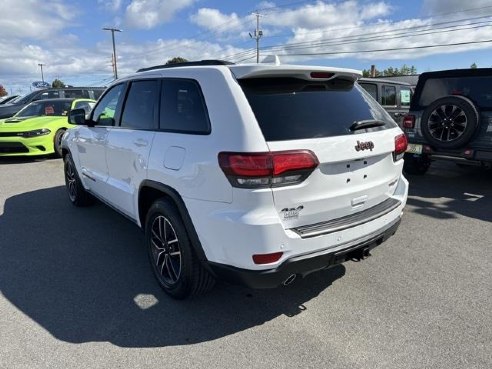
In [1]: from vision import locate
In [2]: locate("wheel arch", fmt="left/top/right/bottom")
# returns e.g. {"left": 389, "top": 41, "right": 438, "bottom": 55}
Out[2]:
{"left": 138, "top": 180, "right": 211, "bottom": 267}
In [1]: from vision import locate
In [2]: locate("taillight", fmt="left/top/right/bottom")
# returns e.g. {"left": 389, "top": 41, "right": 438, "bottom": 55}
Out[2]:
{"left": 402, "top": 114, "right": 415, "bottom": 129}
{"left": 218, "top": 150, "right": 319, "bottom": 188}
{"left": 394, "top": 134, "right": 408, "bottom": 161}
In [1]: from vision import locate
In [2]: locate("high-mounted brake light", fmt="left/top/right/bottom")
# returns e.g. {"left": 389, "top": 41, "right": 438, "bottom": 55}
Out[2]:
{"left": 310, "top": 72, "right": 335, "bottom": 79}
{"left": 402, "top": 114, "right": 415, "bottom": 129}
{"left": 218, "top": 150, "right": 319, "bottom": 188}
{"left": 393, "top": 134, "right": 408, "bottom": 161}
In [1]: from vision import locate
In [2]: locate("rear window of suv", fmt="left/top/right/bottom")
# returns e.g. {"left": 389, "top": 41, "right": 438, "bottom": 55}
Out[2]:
{"left": 239, "top": 77, "right": 396, "bottom": 141}
{"left": 419, "top": 76, "right": 492, "bottom": 109}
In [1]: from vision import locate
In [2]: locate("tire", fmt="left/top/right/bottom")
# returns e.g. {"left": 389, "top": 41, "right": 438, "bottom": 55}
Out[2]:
{"left": 403, "top": 153, "right": 431, "bottom": 175}
{"left": 420, "top": 95, "right": 479, "bottom": 149}
{"left": 145, "top": 199, "right": 215, "bottom": 299}
{"left": 54, "top": 129, "right": 66, "bottom": 158}
{"left": 64, "top": 153, "right": 95, "bottom": 206}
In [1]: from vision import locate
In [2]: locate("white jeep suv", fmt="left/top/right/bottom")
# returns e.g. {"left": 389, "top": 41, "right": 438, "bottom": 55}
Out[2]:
{"left": 62, "top": 60, "right": 409, "bottom": 299}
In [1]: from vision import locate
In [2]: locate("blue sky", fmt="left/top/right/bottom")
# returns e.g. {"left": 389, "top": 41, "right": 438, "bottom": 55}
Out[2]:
{"left": 1, "top": 0, "right": 492, "bottom": 95}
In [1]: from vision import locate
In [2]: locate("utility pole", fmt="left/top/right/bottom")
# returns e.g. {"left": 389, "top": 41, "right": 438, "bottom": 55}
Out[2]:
{"left": 103, "top": 27, "right": 122, "bottom": 79}
{"left": 38, "top": 63, "right": 45, "bottom": 83}
{"left": 249, "top": 12, "right": 263, "bottom": 63}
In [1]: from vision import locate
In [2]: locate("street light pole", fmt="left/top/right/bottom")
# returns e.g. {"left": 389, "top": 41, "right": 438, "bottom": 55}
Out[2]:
{"left": 103, "top": 27, "right": 122, "bottom": 79}
{"left": 38, "top": 63, "right": 45, "bottom": 83}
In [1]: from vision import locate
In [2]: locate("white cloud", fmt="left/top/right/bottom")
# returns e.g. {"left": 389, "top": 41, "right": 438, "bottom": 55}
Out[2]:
{"left": 125, "top": 0, "right": 195, "bottom": 29}
{"left": 98, "top": 0, "right": 123, "bottom": 12}
{"left": 0, "top": 0, "right": 76, "bottom": 40}
{"left": 263, "top": 1, "right": 391, "bottom": 29}
{"left": 190, "top": 8, "right": 244, "bottom": 34}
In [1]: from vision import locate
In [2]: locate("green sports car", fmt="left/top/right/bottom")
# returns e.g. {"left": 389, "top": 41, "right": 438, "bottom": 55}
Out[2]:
{"left": 0, "top": 98, "right": 95, "bottom": 157}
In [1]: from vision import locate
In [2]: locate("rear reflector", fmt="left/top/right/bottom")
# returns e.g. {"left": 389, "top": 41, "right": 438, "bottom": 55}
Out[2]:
{"left": 394, "top": 134, "right": 408, "bottom": 161}
{"left": 219, "top": 150, "right": 319, "bottom": 188}
{"left": 252, "top": 252, "right": 283, "bottom": 264}
{"left": 402, "top": 115, "right": 415, "bottom": 129}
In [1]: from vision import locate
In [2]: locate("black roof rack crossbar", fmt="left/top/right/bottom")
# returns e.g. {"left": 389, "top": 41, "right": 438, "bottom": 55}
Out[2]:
{"left": 137, "top": 60, "right": 235, "bottom": 73}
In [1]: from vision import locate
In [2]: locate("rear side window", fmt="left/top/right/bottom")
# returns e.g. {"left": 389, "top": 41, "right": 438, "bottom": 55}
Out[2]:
{"left": 37, "top": 90, "right": 60, "bottom": 100}
{"left": 64, "top": 89, "right": 90, "bottom": 99}
{"left": 359, "top": 83, "right": 378, "bottom": 100}
{"left": 92, "top": 89, "right": 105, "bottom": 100}
{"left": 160, "top": 79, "right": 210, "bottom": 134}
{"left": 121, "top": 80, "right": 158, "bottom": 130}
{"left": 419, "top": 76, "right": 492, "bottom": 108}
{"left": 239, "top": 77, "right": 396, "bottom": 141}
{"left": 381, "top": 85, "right": 396, "bottom": 106}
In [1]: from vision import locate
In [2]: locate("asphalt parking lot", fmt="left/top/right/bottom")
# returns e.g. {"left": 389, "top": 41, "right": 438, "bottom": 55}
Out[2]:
{"left": 0, "top": 158, "right": 490, "bottom": 369}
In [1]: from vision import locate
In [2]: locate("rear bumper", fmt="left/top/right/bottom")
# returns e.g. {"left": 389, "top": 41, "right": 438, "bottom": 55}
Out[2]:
{"left": 406, "top": 141, "right": 492, "bottom": 164}
{"left": 209, "top": 217, "right": 401, "bottom": 289}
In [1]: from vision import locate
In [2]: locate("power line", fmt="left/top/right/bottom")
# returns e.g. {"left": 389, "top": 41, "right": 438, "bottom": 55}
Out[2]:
{"left": 282, "top": 39, "right": 492, "bottom": 57}
{"left": 222, "top": 14, "right": 492, "bottom": 62}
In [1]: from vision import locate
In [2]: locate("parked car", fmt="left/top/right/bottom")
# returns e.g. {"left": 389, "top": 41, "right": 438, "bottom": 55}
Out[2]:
{"left": 0, "top": 95, "right": 19, "bottom": 105}
{"left": 0, "top": 98, "right": 95, "bottom": 157}
{"left": 0, "top": 87, "right": 104, "bottom": 119}
{"left": 403, "top": 68, "right": 492, "bottom": 174}
{"left": 358, "top": 78, "right": 414, "bottom": 127}
{"left": 62, "top": 60, "right": 409, "bottom": 299}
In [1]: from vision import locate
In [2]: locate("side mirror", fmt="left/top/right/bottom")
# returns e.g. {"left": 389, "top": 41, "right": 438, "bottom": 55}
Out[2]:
{"left": 69, "top": 108, "right": 89, "bottom": 125}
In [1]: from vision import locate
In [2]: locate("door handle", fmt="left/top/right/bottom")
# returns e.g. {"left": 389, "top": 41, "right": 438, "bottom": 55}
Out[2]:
{"left": 133, "top": 139, "right": 148, "bottom": 147}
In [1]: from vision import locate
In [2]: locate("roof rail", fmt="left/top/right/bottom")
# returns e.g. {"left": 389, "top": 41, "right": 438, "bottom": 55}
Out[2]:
{"left": 137, "top": 60, "right": 235, "bottom": 73}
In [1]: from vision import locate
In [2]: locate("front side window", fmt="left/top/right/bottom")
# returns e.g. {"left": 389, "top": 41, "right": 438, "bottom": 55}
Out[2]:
{"left": 239, "top": 77, "right": 396, "bottom": 141}
{"left": 160, "top": 79, "right": 210, "bottom": 134}
{"left": 121, "top": 80, "right": 159, "bottom": 130}
{"left": 92, "top": 84, "right": 125, "bottom": 126}
{"left": 381, "top": 85, "right": 396, "bottom": 106}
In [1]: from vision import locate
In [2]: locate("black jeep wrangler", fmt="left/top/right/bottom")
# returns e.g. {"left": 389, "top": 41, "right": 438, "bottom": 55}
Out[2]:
{"left": 403, "top": 68, "right": 492, "bottom": 174}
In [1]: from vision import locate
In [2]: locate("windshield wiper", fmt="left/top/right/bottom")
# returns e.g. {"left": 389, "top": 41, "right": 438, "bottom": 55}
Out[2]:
{"left": 350, "top": 119, "right": 386, "bottom": 131}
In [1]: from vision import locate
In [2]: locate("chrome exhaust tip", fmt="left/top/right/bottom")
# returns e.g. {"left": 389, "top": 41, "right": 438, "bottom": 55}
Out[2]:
{"left": 283, "top": 274, "right": 297, "bottom": 286}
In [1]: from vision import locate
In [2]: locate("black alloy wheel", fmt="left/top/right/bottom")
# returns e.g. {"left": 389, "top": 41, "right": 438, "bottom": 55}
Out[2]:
{"left": 145, "top": 199, "right": 215, "bottom": 299}
{"left": 64, "top": 153, "right": 94, "bottom": 206}
{"left": 421, "top": 95, "right": 479, "bottom": 149}
{"left": 149, "top": 215, "right": 183, "bottom": 287}
{"left": 54, "top": 129, "right": 66, "bottom": 158}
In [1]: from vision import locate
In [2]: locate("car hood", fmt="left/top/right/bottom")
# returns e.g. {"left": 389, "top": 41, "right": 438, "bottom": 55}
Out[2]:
{"left": 0, "top": 115, "right": 66, "bottom": 131}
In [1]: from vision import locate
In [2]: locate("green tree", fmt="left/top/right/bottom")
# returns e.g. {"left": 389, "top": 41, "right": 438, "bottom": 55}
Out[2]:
{"left": 470, "top": 63, "right": 477, "bottom": 69}
{"left": 52, "top": 79, "right": 65, "bottom": 88}
{"left": 362, "top": 64, "right": 417, "bottom": 77}
{"left": 0, "top": 84, "right": 7, "bottom": 97}
{"left": 165, "top": 57, "right": 188, "bottom": 65}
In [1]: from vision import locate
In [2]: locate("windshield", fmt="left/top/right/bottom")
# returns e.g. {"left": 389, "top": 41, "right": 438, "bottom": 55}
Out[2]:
{"left": 15, "top": 100, "right": 73, "bottom": 118}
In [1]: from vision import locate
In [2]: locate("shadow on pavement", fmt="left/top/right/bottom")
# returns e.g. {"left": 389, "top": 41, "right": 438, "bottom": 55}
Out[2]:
{"left": 0, "top": 186, "right": 345, "bottom": 347}
{"left": 0, "top": 156, "right": 54, "bottom": 165}
{"left": 406, "top": 162, "right": 492, "bottom": 222}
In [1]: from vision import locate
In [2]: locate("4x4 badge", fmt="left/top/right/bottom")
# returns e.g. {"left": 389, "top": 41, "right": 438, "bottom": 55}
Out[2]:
{"left": 281, "top": 206, "right": 304, "bottom": 219}
{"left": 355, "top": 140, "right": 374, "bottom": 151}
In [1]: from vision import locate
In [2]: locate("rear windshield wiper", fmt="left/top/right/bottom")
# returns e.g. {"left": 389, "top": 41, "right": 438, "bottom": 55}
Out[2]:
{"left": 350, "top": 119, "right": 386, "bottom": 131}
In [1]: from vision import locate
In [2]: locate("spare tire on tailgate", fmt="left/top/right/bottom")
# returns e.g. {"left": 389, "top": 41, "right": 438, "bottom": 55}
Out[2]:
{"left": 420, "top": 95, "right": 479, "bottom": 149}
